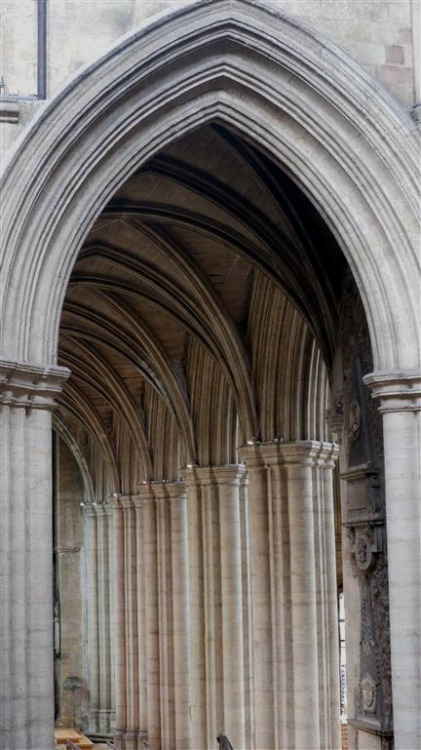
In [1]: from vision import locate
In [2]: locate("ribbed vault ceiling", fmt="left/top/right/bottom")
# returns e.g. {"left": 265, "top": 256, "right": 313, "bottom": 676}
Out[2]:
{"left": 57, "top": 123, "right": 347, "bottom": 491}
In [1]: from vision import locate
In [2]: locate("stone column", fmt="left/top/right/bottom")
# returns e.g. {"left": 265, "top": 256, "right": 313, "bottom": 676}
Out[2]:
{"left": 107, "top": 504, "right": 116, "bottom": 730}
{"left": 242, "top": 441, "right": 340, "bottom": 750}
{"left": 239, "top": 446, "right": 275, "bottom": 750}
{"left": 83, "top": 499, "right": 114, "bottom": 732}
{"left": 0, "top": 360, "right": 69, "bottom": 750}
{"left": 239, "top": 471, "right": 254, "bottom": 747}
{"left": 113, "top": 494, "right": 148, "bottom": 749}
{"left": 184, "top": 470, "right": 206, "bottom": 749}
{"left": 133, "top": 493, "right": 148, "bottom": 746}
{"left": 121, "top": 497, "right": 140, "bottom": 750}
{"left": 112, "top": 497, "right": 127, "bottom": 745}
{"left": 365, "top": 372, "right": 421, "bottom": 750}
{"left": 213, "top": 466, "right": 246, "bottom": 750}
{"left": 260, "top": 444, "right": 291, "bottom": 749}
{"left": 154, "top": 485, "right": 175, "bottom": 750}
{"left": 54, "top": 437, "right": 85, "bottom": 728}
{"left": 85, "top": 504, "right": 100, "bottom": 733}
{"left": 316, "top": 444, "right": 341, "bottom": 750}
{"left": 282, "top": 442, "right": 321, "bottom": 750}
{"left": 167, "top": 483, "right": 191, "bottom": 750}
{"left": 96, "top": 504, "right": 113, "bottom": 734}
{"left": 143, "top": 486, "right": 161, "bottom": 750}
{"left": 185, "top": 465, "right": 248, "bottom": 749}
{"left": 114, "top": 489, "right": 157, "bottom": 749}
{"left": 196, "top": 469, "right": 222, "bottom": 747}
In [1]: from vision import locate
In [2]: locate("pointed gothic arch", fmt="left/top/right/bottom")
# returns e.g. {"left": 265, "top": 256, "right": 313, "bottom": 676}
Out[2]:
{"left": 1, "top": 2, "right": 420, "bottom": 749}
{"left": 1, "top": 0, "right": 419, "bottom": 373}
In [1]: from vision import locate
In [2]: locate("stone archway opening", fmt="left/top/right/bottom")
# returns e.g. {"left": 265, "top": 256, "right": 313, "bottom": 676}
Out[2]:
{"left": 52, "top": 121, "right": 378, "bottom": 750}
{"left": 1, "top": 4, "right": 419, "bottom": 750}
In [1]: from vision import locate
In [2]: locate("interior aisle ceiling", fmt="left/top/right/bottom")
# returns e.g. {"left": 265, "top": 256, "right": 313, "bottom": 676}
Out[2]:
{"left": 57, "top": 123, "right": 346, "bottom": 487}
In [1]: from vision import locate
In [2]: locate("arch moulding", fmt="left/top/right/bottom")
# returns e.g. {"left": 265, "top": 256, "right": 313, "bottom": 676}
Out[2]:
{"left": 0, "top": 0, "right": 419, "bottom": 378}
{"left": 1, "top": 3, "right": 420, "bottom": 750}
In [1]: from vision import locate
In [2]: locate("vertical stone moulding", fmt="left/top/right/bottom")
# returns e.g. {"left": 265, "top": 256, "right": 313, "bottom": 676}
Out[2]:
{"left": 214, "top": 466, "right": 246, "bottom": 750}
{"left": 184, "top": 469, "right": 206, "bottom": 749}
{"left": 242, "top": 440, "right": 340, "bottom": 750}
{"left": 0, "top": 360, "right": 69, "bottom": 750}
{"left": 111, "top": 495, "right": 127, "bottom": 745}
{"left": 239, "top": 444, "right": 276, "bottom": 750}
{"left": 363, "top": 372, "right": 421, "bottom": 748}
{"left": 167, "top": 482, "right": 191, "bottom": 750}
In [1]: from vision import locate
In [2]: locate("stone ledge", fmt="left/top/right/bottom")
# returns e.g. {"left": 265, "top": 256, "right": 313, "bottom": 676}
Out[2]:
{"left": 0, "top": 358, "right": 70, "bottom": 407}
{"left": 348, "top": 717, "right": 393, "bottom": 738}
{"left": 0, "top": 98, "right": 19, "bottom": 123}
{"left": 364, "top": 370, "right": 421, "bottom": 413}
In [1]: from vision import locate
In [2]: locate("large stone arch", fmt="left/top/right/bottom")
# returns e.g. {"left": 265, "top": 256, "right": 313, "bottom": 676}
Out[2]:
{"left": 1, "top": 2, "right": 420, "bottom": 749}
{"left": 1, "top": 0, "right": 419, "bottom": 374}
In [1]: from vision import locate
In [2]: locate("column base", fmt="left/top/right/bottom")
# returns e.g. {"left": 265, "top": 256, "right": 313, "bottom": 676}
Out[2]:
{"left": 114, "top": 729, "right": 149, "bottom": 749}
{"left": 87, "top": 708, "right": 115, "bottom": 735}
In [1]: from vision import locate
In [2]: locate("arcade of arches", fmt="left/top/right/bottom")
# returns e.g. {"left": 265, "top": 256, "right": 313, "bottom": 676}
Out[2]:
{"left": 0, "top": 3, "right": 420, "bottom": 750}
{"left": 54, "top": 123, "right": 345, "bottom": 750}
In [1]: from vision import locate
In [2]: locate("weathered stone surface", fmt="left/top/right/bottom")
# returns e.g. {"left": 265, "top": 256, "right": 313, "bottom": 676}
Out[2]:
{"left": 1, "top": 3, "right": 420, "bottom": 749}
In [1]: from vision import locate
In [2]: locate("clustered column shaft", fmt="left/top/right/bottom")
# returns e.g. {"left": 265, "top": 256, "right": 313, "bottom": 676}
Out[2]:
{"left": 169, "top": 486, "right": 191, "bottom": 750}
{"left": 0, "top": 406, "right": 56, "bottom": 749}
{"left": 184, "top": 466, "right": 247, "bottom": 749}
{"left": 85, "top": 504, "right": 115, "bottom": 735}
{"left": 0, "top": 361, "right": 69, "bottom": 750}
{"left": 364, "top": 373, "right": 421, "bottom": 749}
{"left": 113, "top": 497, "right": 127, "bottom": 745}
{"left": 112, "top": 483, "right": 191, "bottom": 750}
{"left": 111, "top": 447, "right": 340, "bottom": 749}
{"left": 241, "top": 441, "right": 340, "bottom": 750}
{"left": 240, "top": 447, "right": 275, "bottom": 750}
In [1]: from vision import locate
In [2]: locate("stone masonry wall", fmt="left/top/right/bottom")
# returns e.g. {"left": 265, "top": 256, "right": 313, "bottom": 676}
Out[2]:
{"left": 0, "top": 0, "right": 419, "bottom": 158}
{"left": 333, "top": 272, "right": 393, "bottom": 750}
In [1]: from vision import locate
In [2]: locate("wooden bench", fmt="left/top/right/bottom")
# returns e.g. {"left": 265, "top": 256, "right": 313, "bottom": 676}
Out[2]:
{"left": 55, "top": 729, "right": 93, "bottom": 750}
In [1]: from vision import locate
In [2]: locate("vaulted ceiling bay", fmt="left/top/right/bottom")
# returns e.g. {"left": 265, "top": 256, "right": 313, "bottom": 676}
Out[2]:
{"left": 57, "top": 122, "right": 346, "bottom": 491}
{"left": 53, "top": 122, "right": 348, "bottom": 748}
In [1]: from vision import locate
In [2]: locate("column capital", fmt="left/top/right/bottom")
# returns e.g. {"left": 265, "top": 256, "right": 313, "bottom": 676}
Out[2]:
{"left": 0, "top": 358, "right": 70, "bottom": 409}
{"left": 152, "top": 480, "right": 186, "bottom": 501}
{"left": 258, "top": 442, "right": 284, "bottom": 467}
{"left": 119, "top": 495, "right": 135, "bottom": 511}
{"left": 240, "top": 441, "right": 338, "bottom": 468}
{"left": 109, "top": 493, "right": 146, "bottom": 510}
{"left": 209, "top": 465, "right": 246, "bottom": 486}
{"left": 238, "top": 444, "right": 265, "bottom": 468}
{"left": 315, "top": 442, "right": 339, "bottom": 468}
{"left": 181, "top": 467, "right": 199, "bottom": 489}
{"left": 277, "top": 440, "right": 322, "bottom": 466}
{"left": 182, "top": 464, "right": 245, "bottom": 486}
{"left": 163, "top": 481, "right": 186, "bottom": 500}
{"left": 363, "top": 370, "right": 421, "bottom": 413}
{"left": 108, "top": 495, "right": 122, "bottom": 510}
{"left": 132, "top": 486, "right": 155, "bottom": 506}
{"left": 82, "top": 501, "right": 109, "bottom": 515}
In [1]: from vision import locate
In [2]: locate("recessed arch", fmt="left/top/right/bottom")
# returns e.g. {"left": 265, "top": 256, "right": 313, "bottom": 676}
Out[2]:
{"left": 2, "top": 4, "right": 420, "bottom": 749}
{"left": 69, "top": 247, "right": 258, "bottom": 440}
{"left": 53, "top": 412, "right": 95, "bottom": 506}
{"left": 59, "top": 381, "right": 120, "bottom": 492}
{"left": 62, "top": 294, "right": 197, "bottom": 462}
{"left": 59, "top": 335, "right": 153, "bottom": 478}
{"left": 1, "top": 0, "right": 419, "bottom": 376}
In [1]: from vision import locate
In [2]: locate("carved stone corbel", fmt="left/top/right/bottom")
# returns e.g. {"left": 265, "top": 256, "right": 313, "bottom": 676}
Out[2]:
{"left": 346, "top": 522, "right": 384, "bottom": 573}
{"left": 326, "top": 392, "right": 344, "bottom": 442}
{"left": 360, "top": 672, "right": 378, "bottom": 715}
